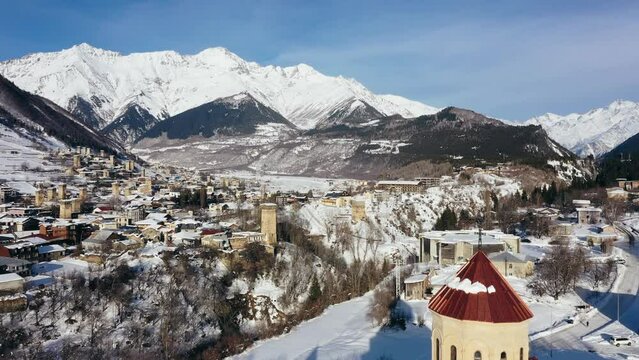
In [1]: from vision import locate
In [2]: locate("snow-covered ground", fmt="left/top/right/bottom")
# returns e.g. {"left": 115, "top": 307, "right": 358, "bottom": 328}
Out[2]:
{"left": 234, "top": 292, "right": 432, "bottom": 360}
{"left": 0, "top": 123, "right": 64, "bottom": 182}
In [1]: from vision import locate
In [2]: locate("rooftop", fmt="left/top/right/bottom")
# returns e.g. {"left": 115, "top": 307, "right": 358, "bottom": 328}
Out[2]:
{"left": 429, "top": 251, "right": 533, "bottom": 323}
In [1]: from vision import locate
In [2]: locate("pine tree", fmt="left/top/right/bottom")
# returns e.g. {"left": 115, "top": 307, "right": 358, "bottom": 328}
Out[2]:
{"left": 307, "top": 275, "right": 322, "bottom": 304}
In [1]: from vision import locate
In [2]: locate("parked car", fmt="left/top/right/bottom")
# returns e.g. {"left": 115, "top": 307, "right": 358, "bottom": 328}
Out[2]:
{"left": 610, "top": 336, "right": 632, "bottom": 346}
{"left": 521, "top": 238, "right": 531, "bottom": 243}
{"left": 613, "top": 257, "right": 627, "bottom": 265}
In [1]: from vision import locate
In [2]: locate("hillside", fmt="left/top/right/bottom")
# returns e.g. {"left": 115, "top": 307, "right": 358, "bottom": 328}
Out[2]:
{"left": 134, "top": 106, "right": 585, "bottom": 180}
{"left": 0, "top": 74, "right": 120, "bottom": 153}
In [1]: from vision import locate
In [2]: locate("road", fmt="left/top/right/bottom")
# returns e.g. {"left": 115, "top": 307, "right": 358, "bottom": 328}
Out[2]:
{"left": 532, "top": 222, "right": 639, "bottom": 358}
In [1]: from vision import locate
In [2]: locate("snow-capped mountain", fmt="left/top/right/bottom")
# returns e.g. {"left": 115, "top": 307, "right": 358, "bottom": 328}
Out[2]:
{"left": 525, "top": 100, "right": 639, "bottom": 157}
{"left": 0, "top": 43, "right": 439, "bottom": 131}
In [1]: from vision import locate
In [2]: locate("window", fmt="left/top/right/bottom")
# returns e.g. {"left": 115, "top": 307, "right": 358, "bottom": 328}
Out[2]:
{"left": 501, "top": 352, "right": 507, "bottom": 360}
{"left": 436, "top": 339, "right": 440, "bottom": 360}
{"left": 520, "top": 348, "right": 524, "bottom": 360}
{"left": 509, "top": 264, "right": 513, "bottom": 268}
{"left": 474, "top": 351, "right": 482, "bottom": 360}
{"left": 450, "top": 346, "right": 457, "bottom": 360}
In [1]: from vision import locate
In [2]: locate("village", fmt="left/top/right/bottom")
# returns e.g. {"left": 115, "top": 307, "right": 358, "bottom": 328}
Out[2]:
{"left": 0, "top": 146, "right": 638, "bottom": 359}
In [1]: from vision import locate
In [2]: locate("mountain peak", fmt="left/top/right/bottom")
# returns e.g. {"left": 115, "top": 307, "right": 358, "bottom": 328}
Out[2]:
{"left": 66, "top": 43, "right": 120, "bottom": 58}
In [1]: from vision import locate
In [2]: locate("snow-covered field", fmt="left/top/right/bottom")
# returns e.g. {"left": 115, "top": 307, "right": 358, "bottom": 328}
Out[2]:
{"left": 234, "top": 293, "right": 432, "bottom": 360}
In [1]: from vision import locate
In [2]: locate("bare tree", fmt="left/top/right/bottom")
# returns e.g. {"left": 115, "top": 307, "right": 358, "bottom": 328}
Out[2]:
{"left": 529, "top": 245, "right": 588, "bottom": 299}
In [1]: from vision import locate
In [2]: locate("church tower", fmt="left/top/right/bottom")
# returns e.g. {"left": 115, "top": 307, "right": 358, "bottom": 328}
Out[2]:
{"left": 429, "top": 251, "right": 533, "bottom": 360}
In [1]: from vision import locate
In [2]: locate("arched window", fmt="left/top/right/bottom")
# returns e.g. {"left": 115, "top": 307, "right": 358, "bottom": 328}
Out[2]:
{"left": 474, "top": 351, "right": 482, "bottom": 360}
{"left": 520, "top": 348, "right": 524, "bottom": 360}
{"left": 501, "top": 351, "right": 507, "bottom": 360}
{"left": 450, "top": 345, "right": 457, "bottom": 360}
{"left": 436, "top": 339, "right": 440, "bottom": 360}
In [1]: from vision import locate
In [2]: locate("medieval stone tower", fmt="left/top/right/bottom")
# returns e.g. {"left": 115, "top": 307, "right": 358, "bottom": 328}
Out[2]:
{"left": 429, "top": 251, "right": 533, "bottom": 360}
{"left": 59, "top": 199, "right": 75, "bottom": 219}
{"left": 260, "top": 203, "right": 277, "bottom": 247}
{"left": 35, "top": 189, "right": 45, "bottom": 207}
{"left": 351, "top": 199, "right": 366, "bottom": 222}
{"left": 57, "top": 184, "right": 67, "bottom": 200}
{"left": 112, "top": 182, "right": 120, "bottom": 198}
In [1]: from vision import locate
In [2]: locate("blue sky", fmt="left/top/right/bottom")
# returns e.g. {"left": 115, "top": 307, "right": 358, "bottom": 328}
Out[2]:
{"left": 1, "top": 0, "right": 638, "bottom": 120}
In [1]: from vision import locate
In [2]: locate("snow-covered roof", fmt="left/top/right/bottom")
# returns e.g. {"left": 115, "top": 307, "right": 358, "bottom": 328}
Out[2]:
{"left": 404, "top": 274, "right": 428, "bottom": 284}
{"left": 0, "top": 272, "right": 24, "bottom": 283}
{"left": 38, "top": 244, "right": 65, "bottom": 254}
{"left": 421, "top": 230, "right": 513, "bottom": 245}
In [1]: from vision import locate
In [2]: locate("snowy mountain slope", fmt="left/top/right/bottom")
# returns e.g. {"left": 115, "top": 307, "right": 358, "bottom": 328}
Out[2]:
{"left": 142, "top": 92, "right": 297, "bottom": 140}
{"left": 0, "top": 73, "right": 120, "bottom": 153}
{"left": 314, "top": 98, "right": 384, "bottom": 130}
{"left": 0, "top": 43, "right": 439, "bottom": 130}
{"left": 100, "top": 103, "right": 160, "bottom": 145}
{"left": 133, "top": 107, "right": 584, "bottom": 179}
{"left": 525, "top": 100, "right": 639, "bottom": 157}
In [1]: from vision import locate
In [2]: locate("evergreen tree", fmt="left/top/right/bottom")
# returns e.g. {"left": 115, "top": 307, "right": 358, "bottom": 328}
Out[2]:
{"left": 307, "top": 275, "right": 322, "bottom": 304}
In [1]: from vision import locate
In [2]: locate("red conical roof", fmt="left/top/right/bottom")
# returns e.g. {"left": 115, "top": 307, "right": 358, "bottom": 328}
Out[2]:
{"left": 428, "top": 251, "right": 533, "bottom": 323}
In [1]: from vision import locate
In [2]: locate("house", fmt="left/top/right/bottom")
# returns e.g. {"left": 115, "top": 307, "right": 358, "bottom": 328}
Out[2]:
{"left": 0, "top": 216, "right": 39, "bottom": 232}
{"left": 488, "top": 251, "right": 534, "bottom": 278}
{"left": 82, "top": 230, "right": 121, "bottom": 252}
{"left": 617, "top": 179, "right": 639, "bottom": 191}
{"left": 171, "top": 231, "right": 201, "bottom": 247}
{"left": 201, "top": 230, "right": 229, "bottom": 249}
{"left": 576, "top": 207, "right": 602, "bottom": 225}
{"left": 37, "top": 244, "right": 66, "bottom": 262}
{"left": 228, "top": 231, "right": 263, "bottom": 250}
{"left": 404, "top": 273, "right": 429, "bottom": 300}
{"left": 429, "top": 251, "right": 533, "bottom": 360}
{"left": 320, "top": 190, "right": 351, "bottom": 207}
{"left": 113, "top": 239, "right": 142, "bottom": 252}
{"left": 531, "top": 207, "right": 561, "bottom": 221}
{"left": 0, "top": 256, "right": 32, "bottom": 276}
{"left": 606, "top": 187, "right": 628, "bottom": 200}
{"left": 376, "top": 179, "right": 439, "bottom": 193}
{"left": 0, "top": 241, "right": 38, "bottom": 262}
{"left": 0, "top": 273, "right": 25, "bottom": 295}
{"left": 419, "top": 230, "right": 520, "bottom": 266}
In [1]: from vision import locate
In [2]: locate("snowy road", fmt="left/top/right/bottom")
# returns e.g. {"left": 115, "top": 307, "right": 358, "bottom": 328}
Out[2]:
{"left": 532, "top": 228, "right": 639, "bottom": 359}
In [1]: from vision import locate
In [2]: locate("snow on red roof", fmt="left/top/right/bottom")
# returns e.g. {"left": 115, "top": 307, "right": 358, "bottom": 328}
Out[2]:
{"left": 428, "top": 251, "right": 533, "bottom": 323}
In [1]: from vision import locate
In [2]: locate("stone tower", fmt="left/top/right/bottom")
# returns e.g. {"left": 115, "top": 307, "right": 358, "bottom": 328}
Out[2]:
{"left": 79, "top": 187, "right": 87, "bottom": 201}
{"left": 57, "top": 184, "right": 67, "bottom": 200}
{"left": 35, "top": 189, "right": 45, "bottom": 207}
{"left": 112, "top": 182, "right": 120, "bottom": 198}
{"left": 109, "top": 155, "right": 116, "bottom": 168}
{"left": 351, "top": 199, "right": 366, "bottom": 222}
{"left": 73, "top": 154, "right": 81, "bottom": 168}
{"left": 429, "top": 251, "right": 533, "bottom": 360}
{"left": 47, "top": 187, "right": 57, "bottom": 202}
{"left": 59, "top": 199, "right": 75, "bottom": 219}
{"left": 260, "top": 203, "right": 277, "bottom": 247}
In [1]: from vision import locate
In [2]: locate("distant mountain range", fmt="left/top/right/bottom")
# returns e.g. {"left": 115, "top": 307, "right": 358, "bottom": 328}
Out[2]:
{"left": 7, "top": 43, "right": 638, "bottom": 179}
{"left": 0, "top": 43, "right": 438, "bottom": 139}
{"left": 525, "top": 100, "right": 639, "bottom": 157}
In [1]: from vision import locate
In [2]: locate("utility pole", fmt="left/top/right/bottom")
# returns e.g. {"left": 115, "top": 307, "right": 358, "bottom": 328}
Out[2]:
{"left": 395, "top": 256, "right": 403, "bottom": 299}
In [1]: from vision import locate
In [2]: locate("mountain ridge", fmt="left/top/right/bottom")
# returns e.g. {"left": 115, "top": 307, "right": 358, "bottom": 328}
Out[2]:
{"left": 0, "top": 43, "right": 439, "bottom": 131}
{"left": 525, "top": 99, "right": 639, "bottom": 157}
